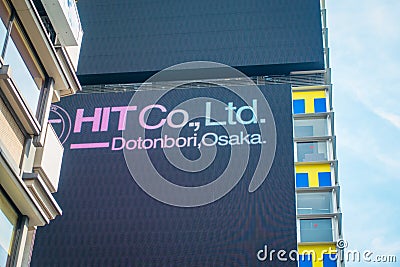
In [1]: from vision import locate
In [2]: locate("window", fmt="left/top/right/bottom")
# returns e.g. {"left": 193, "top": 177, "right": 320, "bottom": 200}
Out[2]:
{"left": 4, "top": 20, "right": 43, "bottom": 114}
{"left": 0, "top": 0, "right": 11, "bottom": 55}
{"left": 0, "top": 190, "right": 18, "bottom": 267}
{"left": 300, "top": 219, "right": 333, "bottom": 242}
{"left": 297, "top": 141, "right": 329, "bottom": 162}
{"left": 297, "top": 192, "right": 332, "bottom": 214}
{"left": 0, "top": 4, "right": 45, "bottom": 117}
{"left": 294, "top": 118, "right": 328, "bottom": 138}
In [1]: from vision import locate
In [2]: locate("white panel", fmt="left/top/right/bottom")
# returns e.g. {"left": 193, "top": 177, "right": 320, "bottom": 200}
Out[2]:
{"left": 41, "top": 0, "right": 83, "bottom": 46}
{"left": 33, "top": 123, "right": 64, "bottom": 192}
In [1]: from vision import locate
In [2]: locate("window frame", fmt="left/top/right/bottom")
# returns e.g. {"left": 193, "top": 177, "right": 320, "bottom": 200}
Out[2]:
{"left": 0, "top": 3, "right": 47, "bottom": 120}
{"left": 298, "top": 218, "right": 334, "bottom": 243}
{"left": 293, "top": 117, "right": 330, "bottom": 138}
{"left": 0, "top": 187, "right": 21, "bottom": 267}
{"left": 296, "top": 191, "right": 334, "bottom": 215}
{"left": 295, "top": 139, "right": 333, "bottom": 163}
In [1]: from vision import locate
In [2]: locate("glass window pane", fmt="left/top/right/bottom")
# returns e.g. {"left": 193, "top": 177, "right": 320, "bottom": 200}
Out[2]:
{"left": 4, "top": 23, "right": 41, "bottom": 115}
{"left": 300, "top": 219, "right": 333, "bottom": 242}
{"left": 297, "top": 192, "right": 332, "bottom": 214}
{"left": 294, "top": 118, "right": 328, "bottom": 138}
{"left": 0, "top": 25, "right": 6, "bottom": 54}
{"left": 0, "top": 191, "right": 18, "bottom": 267}
{"left": 297, "top": 141, "right": 328, "bottom": 162}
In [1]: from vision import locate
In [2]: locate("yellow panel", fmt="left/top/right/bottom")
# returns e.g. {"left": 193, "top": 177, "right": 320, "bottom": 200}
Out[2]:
{"left": 292, "top": 91, "right": 327, "bottom": 113}
{"left": 296, "top": 164, "right": 331, "bottom": 187}
{"left": 292, "top": 91, "right": 327, "bottom": 99}
{"left": 298, "top": 243, "right": 337, "bottom": 267}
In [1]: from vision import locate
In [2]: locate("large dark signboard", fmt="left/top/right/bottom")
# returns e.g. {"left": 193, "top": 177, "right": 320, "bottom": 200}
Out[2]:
{"left": 76, "top": 0, "right": 324, "bottom": 84}
{"left": 32, "top": 82, "right": 296, "bottom": 266}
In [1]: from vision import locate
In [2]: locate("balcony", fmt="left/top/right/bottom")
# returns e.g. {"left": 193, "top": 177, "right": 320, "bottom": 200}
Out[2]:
{"left": 41, "top": 0, "right": 83, "bottom": 47}
{"left": 33, "top": 123, "right": 64, "bottom": 193}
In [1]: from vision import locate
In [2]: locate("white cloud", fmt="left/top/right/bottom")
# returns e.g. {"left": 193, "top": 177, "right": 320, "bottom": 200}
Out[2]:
{"left": 366, "top": 3, "right": 400, "bottom": 41}
{"left": 370, "top": 237, "right": 400, "bottom": 255}
{"left": 373, "top": 109, "right": 400, "bottom": 129}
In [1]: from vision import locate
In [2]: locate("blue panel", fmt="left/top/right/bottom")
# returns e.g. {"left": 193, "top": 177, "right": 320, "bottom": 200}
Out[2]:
{"left": 296, "top": 173, "right": 309, "bottom": 187}
{"left": 314, "top": 98, "right": 327, "bottom": 113}
{"left": 318, "top": 172, "right": 331, "bottom": 186}
{"left": 293, "top": 99, "right": 306, "bottom": 114}
{"left": 299, "top": 254, "right": 312, "bottom": 267}
{"left": 323, "top": 254, "right": 337, "bottom": 267}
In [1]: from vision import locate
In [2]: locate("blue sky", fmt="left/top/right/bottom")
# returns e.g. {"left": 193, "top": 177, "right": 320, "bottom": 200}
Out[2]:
{"left": 328, "top": 1, "right": 400, "bottom": 266}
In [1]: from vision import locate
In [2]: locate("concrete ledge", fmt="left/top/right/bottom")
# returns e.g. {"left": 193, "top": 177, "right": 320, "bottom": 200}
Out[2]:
{"left": 22, "top": 172, "right": 62, "bottom": 221}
